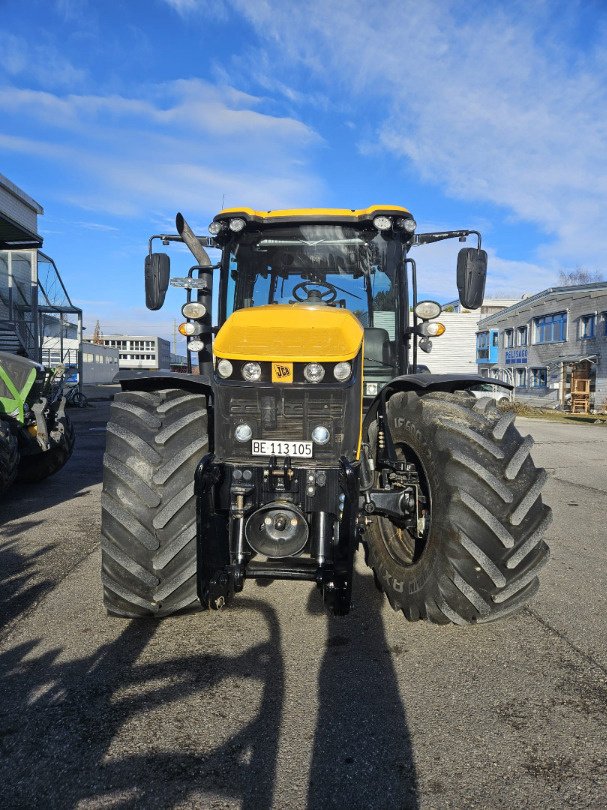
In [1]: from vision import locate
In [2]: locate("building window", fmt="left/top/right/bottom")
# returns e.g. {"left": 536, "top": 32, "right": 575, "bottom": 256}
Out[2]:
{"left": 476, "top": 331, "right": 489, "bottom": 360}
{"left": 515, "top": 368, "right": 526, "bottom": 387}
{"left": 504, "top": 329, "right": 514, "bottom": 348}
{"left": 529, "top": 368, "right": 547, "bottom": 388}
{"left": 533, "top": 312, "right": 567, "bottom": 344}
{"left": 579, "top": 314, "right": 596, "bottom": 339}
{"left": 491, "top": 332, "right": 499, "bottom": 347}
{"left": 516, "top": 325, "right": 528, "bottom": 346}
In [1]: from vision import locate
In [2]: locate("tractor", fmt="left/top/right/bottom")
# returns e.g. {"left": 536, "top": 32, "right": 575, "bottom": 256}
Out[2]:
{"left": 101, "top": 205, "right": 550, "bottom": 624}
{"left": 0, "top": 351, "right": 75, "bottom": 494}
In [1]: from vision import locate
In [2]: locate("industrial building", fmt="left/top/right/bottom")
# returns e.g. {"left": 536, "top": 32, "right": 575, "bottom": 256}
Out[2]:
{"left": 99, "top": 335, "right": 171, "bottom": 371}
{"left": 477, "top": 282, "right": 607, "bottom": 411}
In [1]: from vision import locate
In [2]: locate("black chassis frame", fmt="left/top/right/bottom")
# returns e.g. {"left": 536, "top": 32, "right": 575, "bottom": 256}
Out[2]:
{"left": 118, "top": 370, "right": 511, "bottom": 615}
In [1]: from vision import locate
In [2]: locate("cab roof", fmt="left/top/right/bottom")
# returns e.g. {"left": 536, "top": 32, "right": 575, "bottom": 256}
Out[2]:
{"left": 213, "top": 204, "right": 412, "bottom": 226}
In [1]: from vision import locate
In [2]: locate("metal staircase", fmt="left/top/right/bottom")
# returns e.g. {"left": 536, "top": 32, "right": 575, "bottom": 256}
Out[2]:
{"left": 0, "top": 320, "right": 25, "bottom": 353}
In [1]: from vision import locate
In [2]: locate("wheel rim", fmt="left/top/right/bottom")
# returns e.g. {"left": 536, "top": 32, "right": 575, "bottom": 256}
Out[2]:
{"left": 375, "top": 443, "right": 432, "bottom": 567}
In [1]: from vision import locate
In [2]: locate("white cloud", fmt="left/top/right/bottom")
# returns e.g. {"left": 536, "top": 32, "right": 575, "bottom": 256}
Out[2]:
{"left": 0, "top": 32, "right": 86, "bottom": 89}
{"left": 226, "top": 0, "right": 607, "bottom": 270}
{"left": 161, "top": 0, "right": 228, "bottom": 20}
{"left": 0, "top": 79, "right": 324, "bottom": 219}
{"left": 408, "top": 230, "right": 555, "bottom": 302}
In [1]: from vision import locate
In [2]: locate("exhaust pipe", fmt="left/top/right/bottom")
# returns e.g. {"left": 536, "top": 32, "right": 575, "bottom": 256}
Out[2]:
{"left": 175, "top": 213, "right": 212, "bottom": 267}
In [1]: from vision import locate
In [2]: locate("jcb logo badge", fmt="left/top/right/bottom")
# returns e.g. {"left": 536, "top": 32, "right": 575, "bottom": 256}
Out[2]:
{"left": 272, "top": 362, "right": 293, "bottom": 383}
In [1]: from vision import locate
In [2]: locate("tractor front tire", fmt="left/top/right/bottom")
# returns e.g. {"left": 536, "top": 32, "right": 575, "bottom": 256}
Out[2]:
{"left": 101, "top": 388, "right": 208, "bottom": 618}
{"left": 365, "top": 392, "right": 551, "bottom": 625}
{"left": 0, "top": 422, "right": 19, "bottom": 494}
{"left": 16, "top": 415, "right": 75, "bottom": 483}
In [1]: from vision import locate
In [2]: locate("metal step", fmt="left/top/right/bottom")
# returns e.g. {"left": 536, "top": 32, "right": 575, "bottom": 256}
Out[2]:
{"left": 0, "top": 320, "right": 26, "bottom": 354}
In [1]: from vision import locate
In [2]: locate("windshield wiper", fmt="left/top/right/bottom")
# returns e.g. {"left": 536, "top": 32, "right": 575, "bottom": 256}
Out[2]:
{"left": 330, "top": 282, "right": 362, "bottom": 300}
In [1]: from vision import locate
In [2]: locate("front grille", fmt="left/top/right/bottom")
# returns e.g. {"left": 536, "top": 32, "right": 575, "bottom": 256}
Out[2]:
{"left": 216, "top": 384, "right": 359, "bottom": 463}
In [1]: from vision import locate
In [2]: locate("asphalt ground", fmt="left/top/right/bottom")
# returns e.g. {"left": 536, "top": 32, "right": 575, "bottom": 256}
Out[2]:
{"left": 0, "top": 406, "right": 605, "bottom": 809}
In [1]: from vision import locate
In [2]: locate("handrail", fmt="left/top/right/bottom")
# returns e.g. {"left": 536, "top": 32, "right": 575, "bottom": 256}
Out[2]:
{"left": 38, "top": 251, "right": 76, "bottom": 308}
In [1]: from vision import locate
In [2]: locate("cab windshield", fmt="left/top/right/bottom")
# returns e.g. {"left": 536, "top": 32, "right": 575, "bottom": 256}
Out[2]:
{"left": 221, "top": 224, "right": 405, "bottom": 340}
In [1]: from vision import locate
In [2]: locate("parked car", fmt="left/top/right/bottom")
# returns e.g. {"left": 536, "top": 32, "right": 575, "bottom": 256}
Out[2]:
{"left": 469, "top": 382, "right": 512, "bottom": 405}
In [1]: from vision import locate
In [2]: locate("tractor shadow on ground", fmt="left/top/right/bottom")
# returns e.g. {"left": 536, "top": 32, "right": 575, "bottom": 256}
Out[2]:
{"left": 307, "top": 569, "right": 419, "bottom": 809}
{"left": 0, "top": 540, "right": 56, "bottom": 631}
{"left": 0, "top": 571, "right": 418, "bottom": 808}
{"left": 0, "top": 598, "right": 284, "bottom": 809}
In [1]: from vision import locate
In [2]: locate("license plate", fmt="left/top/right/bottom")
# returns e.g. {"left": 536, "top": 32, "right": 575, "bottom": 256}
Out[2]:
{"left": 251, "top": 439, "right": 313, "bottom": 458}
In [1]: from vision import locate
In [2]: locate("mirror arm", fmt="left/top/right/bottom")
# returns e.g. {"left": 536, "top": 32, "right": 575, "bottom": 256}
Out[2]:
{"left": 413, "top": 230, "right": 482, "bottom": 250}
{"left": 148, "top": 233, "right": 216, "bottom": 258}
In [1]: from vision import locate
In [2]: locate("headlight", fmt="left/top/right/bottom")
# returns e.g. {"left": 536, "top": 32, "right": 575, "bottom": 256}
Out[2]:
{"left": 208, "top": 221, "right": 223, "bottom": 235}
{"left": 229, "top": 218, "right": 246, "bottom": 232}
{"left": 217, "top": 359, "right": 233, "bottom": 378}
{"left": 188, "top": 339, "right": 204, "bottom": 352}
{"left": 303, "top": 362, "right": 325, "bottom": 383}
{"left": 234, "top": 423, "right": 253, "bottom": 442}
{"left": 425, "top": 321, "right": 446, "bottom": 337}
{"left": 182, "top": 301, "right": 206, "bottom": 319}
{"left": 396, "top": 217, "right": 417, "bottom": 234}
{"left": 178, "top": 321, "right": 202, "bottom": 336}
{"left": 333, "top": 361, "right": 352, "bottom": 382}
{"left": 311, "top": 425, "right": 330, "bottom": 445}
{"left": 373, "top": 215, "right": 391, "bottom": 231}
{"left": 415, "top": 300, "right": 442, "bottom": 320}
{"left": 242, "top": 361, "right": 262, "bottom": 381}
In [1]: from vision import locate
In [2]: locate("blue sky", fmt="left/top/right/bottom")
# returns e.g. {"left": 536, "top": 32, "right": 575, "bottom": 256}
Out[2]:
{"left": 1, "top": 0, "right": 606, "bottom": 347}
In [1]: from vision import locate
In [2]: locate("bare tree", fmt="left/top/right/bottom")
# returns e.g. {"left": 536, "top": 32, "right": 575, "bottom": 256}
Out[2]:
{"left": 558, "top": 267, "right": 605, "bottom": 286}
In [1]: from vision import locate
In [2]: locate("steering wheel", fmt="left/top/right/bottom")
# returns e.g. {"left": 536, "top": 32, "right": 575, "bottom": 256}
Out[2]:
{"left": 291, "top": 280, "right": 338, "bottom": 304}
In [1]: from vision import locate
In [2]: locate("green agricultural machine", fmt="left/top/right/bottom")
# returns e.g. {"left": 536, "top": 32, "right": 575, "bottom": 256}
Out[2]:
{"left": 0, "top": 351, "right": 75, "bottom": 494}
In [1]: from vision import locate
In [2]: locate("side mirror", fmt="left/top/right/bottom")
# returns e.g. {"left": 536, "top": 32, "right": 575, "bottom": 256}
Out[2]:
{"left": 457, "top": 247, "right": 487, "bottom": 309}
{"left": 145, "top": 253, "right": 170, "bottom": 310}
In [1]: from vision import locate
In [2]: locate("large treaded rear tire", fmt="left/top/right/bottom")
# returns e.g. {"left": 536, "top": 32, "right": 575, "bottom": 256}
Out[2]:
{"left": 0, "top": 422, "right": 19, "bottom": 494}
{"left": 365, "top": 391, "right": 551, "bottom": 625}
{"left": 101, "top": 388, "right": 208, "bottom": 617}
{"left": 16, "top": 415, "right": 75, "bottom": 483}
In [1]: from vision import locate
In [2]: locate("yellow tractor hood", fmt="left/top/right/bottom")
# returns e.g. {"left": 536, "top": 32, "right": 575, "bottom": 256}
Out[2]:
{"left": 214, "top": 304, "right": 363, "bottom": 362}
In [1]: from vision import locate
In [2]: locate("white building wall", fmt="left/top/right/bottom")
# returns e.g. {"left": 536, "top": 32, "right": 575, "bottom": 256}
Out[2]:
{"left": 422, "top": 312, "right": 479, "bottom": 374}
{"left": 41, "top": 337, "right": 119, "bottom": 383}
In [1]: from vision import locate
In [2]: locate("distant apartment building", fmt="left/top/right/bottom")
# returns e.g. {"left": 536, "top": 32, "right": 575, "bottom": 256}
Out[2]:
{"left": 477, "top": 282, "right": 607, "bottom": 409}
{"left": 100, "top": 335, "right": 171, "bottom": 371}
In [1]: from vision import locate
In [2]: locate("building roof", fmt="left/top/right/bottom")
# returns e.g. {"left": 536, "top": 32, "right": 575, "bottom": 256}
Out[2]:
{"left": 0, "top": 173, "right": 44, "bottom": 214}
{"left": 0, "top": 173, "right": 44, "bottom": 249}
{"left": 101, "top": 334, "right": 163, "bottom": 340}
{"left": 442, "top": 297, "right": 523, "bottom": 309}
{"left": 478, "top": 281, "right": 607, "bottom": 327}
